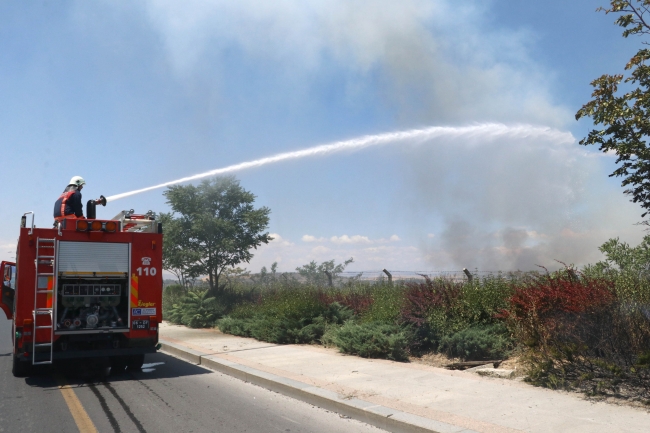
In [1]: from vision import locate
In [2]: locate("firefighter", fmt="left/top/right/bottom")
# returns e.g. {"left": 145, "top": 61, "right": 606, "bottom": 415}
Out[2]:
{"left": 53, "top": 176, "right": 86, "bottom": 221}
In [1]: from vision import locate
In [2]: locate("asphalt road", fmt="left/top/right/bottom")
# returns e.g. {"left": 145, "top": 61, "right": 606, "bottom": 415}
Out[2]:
{"left": 0, "top": 318, "right": 385, "bottom": 433}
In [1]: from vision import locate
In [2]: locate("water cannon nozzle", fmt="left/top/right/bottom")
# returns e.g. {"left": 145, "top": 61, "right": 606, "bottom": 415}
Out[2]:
{"left": 96, "top": 195, "right": 107, "bottom": 206}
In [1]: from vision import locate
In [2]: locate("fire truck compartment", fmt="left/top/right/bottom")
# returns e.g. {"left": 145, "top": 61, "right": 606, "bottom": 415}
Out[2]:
{"left": 55, "top": 241, "right": 130, "bottom": 334}
{"left": 58, "top": 241, "right": 129, "bottom": 273}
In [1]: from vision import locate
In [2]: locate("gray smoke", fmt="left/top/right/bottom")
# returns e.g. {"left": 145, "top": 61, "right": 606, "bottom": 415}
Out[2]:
{"left": 402, "top": 133, "right": 643, "bottom": 270}
{"left": 138, "top": 0, "right": 569, "bottom": 127}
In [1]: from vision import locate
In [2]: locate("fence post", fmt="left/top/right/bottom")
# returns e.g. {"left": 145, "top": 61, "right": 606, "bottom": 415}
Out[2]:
{"left": 462, "top": 268, "right": 473, "bottom": 283}
{"left": 324, "top": 271, "right": 333, "bottom": 287}
{"left": 382, "top": 269, "right": 392, "bottom": 283}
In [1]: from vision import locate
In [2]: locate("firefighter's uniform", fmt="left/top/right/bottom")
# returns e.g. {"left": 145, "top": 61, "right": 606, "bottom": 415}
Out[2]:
{"left": 53, "top": 176, "right": 86, "bottom": 221}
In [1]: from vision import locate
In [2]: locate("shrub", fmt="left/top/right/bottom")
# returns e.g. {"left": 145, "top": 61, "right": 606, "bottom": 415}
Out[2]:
{"left": 360, "top": 284, "right": 404, "bottom": 323}
{"left": 506, "top": 270, "right": 615, "bottom": 319}
{"left": 167, "top": 289, "right": 225, "bottom": 328}
{"left": 501, "top": 270, "right": 616, "bottom": 349}
{"left": 456, "top": 276, "right": 513, "bottom": 326}
{"left": 218, "top": 292, "right": 353, "bottom": 344}
{"left": 318, "top": 289, "right": 374, "bottom": 316}
{"left": 218, "top": 315, "right": 325, "bottom": 344}
{"left": 439, "top": 324, "right": 513, "bottom": 361}
{"left": 250, "top": 287, "right": 327, "bottom": 322}
{"left": 503, "top": 269, "right": 650, "bottom": 400}
{"left": 582, "top": 236, "right": 650, "bottom": 306}
{"left": 399, "top": 277, "right": 463, "bottom": 353}
{"left": 216, "top": 317, "right": 253, "bottom": 337}
{"left": 400, "top": 277, "right": 461, "bottom": 326}
{"left": 321, "top": 302, "right": 354, "bottom": 324}
{"left": 325, "top": 321, "right": 410, "bottom": 361}
{"left": 162, "top": 284, "right": 186, "bottom": 320}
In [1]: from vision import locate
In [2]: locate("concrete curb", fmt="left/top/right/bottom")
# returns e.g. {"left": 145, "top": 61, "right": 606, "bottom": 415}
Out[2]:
{"left": 160, "top": 340, "right": 478, "bottom": 433}
{"left": 159, "top": 340, "right": 204, "bottom": 364}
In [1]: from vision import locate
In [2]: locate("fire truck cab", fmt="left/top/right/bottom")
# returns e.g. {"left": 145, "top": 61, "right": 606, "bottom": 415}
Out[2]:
{"left": 1, "top": 208, "right": 163, "bottom": 377}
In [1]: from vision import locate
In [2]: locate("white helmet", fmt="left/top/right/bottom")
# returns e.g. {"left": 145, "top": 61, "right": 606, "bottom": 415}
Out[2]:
{"left": 69, "top": 176, "right": 86, "bottom": 187}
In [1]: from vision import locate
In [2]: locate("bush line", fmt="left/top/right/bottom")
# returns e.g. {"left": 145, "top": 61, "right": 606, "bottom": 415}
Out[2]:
{"left": 164, "top": 253, "right": 650, "bottom": 402}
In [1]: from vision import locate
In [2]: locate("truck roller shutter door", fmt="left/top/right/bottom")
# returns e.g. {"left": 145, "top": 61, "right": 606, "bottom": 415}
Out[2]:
{"left": 58, "top": 242, "right": 129, "bottom": 274}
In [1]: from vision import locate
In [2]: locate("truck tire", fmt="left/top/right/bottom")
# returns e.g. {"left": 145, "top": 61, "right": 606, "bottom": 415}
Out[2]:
{"left": 12, "top": 356, "right": 31, "bottom": 378}
{"left": 109, "top": 356, "right": 127, "bottom": 374}
{"left": 126, "top": 354, "right": 145, "bottom": 370}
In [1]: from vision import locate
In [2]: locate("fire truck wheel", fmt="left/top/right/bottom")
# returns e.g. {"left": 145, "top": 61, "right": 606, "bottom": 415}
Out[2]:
{"left": 12, "top": 356, "right": 31, "bottom": 378}
{"left": 109, "top": 356, "right": 127, "bottom": 374}
{"left": 126, "top": 354, "right": 145, "bottom": 370}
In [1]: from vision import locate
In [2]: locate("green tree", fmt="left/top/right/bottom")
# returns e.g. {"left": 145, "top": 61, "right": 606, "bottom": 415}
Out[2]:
{"left": 256, "top": 261, "right": 279, "bottom": 286}
{"left": 162, "top": 176, "right": 272, "bottom": 295}
{"left": 576, "top": 1, "right": 650, "bottom": 217}
{"left": 221, "top": 266, "right": 251, "bottom": 290}
{"left": 589, "top": 235, "right": 650, "bottom": 274}
{"left": 296, "top": 258, "right": 354, "bottom": 286}
{"left": 159, "top": 213, "right": 198, "bottom": 289}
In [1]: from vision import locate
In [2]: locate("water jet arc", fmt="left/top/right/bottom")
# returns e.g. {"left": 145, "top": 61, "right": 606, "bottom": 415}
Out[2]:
{"left": 105, "top": 123, "right": 574, "bottom": 203}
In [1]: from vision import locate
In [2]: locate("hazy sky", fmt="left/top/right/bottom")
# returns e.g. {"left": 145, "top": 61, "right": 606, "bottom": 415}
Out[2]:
{"left": 0, "top": 1, "right": 645, "bottom": 273}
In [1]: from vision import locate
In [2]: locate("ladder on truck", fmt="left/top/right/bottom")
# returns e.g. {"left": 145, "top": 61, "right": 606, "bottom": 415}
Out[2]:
{"left": 33, "top": 238, "right": 55, "bottom": 365}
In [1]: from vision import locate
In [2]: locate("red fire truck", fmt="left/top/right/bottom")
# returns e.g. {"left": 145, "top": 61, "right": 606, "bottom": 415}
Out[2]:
{"left": 0, "top": 200, "right": 163, "bottom": 377}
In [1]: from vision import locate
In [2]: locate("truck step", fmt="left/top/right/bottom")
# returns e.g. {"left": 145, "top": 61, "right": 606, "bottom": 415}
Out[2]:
{"left": 34, "top": 343, "right": 52, "bottom": 347}
{"left": 38, "top": 238, "right": 55, "bottom": 242}
{"left": 37, "top": 255, "right": 54, "bottom": 259}
{"left": 36, "top": 273, "right": 54, "bottom": 276}
{"left": 35, "top": 326, "right": 53, "bottom": 329}
{"left": 34, "top": 310, "right": 52, "bottom": 315}
{"left": 36, "top": 289, "right": 53, "bottom": 294}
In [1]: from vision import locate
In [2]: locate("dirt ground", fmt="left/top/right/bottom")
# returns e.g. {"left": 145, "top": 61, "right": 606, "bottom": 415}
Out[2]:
{"left": 409, "top": 352, "right": 650, "bottom": 410}
{"left": 410, "top": 352, "right": 527, "bottom": 377}
{"left": 409, "top": 352, "right": 461, "bottom": 368}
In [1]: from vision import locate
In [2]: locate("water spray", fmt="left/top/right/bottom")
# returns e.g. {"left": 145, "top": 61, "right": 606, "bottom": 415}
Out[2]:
{"left": 105, "top": 123, "right": 574, "bottom": 203}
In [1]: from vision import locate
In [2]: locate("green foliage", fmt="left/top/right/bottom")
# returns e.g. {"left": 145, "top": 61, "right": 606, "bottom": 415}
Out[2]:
{"left": 576, "top": 1, "right": 650, "bottom": 216}
{"left": 162, "top": 176, "right": 272, "bottom": 293}
{"left": 217, "top": 291, "right": 354, "bottom": 344}
{"left": 397, "top": 276, "right": 514, "bottom": 355}
{"left": 360, "top": 283, "right": 404, "bottom": 323}
{"left": 216, "top": 317, "right": 252, "bottom": 337}
{"left": 324, "top": 321, "right": 410, "bottom": 361}
{"left": 295, "top": 258, "right": 354, "bottom": 286}
{"left": 212, "top": 269, "right": 517, "bottom": 362}
{"left": 504, "top": 258, "right": 650, "bottom": 400}
{"left": 439, "top": 324, "right": 513, "bottom": 361}
{"left": 166, "top": 247, "right": 650, "bottom": 399}
{"left": 246, "top": 288, "right": 327, "bottom": 322}
{"left": 162, "top": 284, "right": 186, "bottom": 320}
{"left": 456, "top": 276, "right": 513, "bottom": 326}
{"left": 220, "top": 267, "right": 252, "bottom": 291}
{"left": 591, "top": 235, "right": 650, "bottom": 275}
{"left": 322, "top": 301, "right": 355, "bottom": 324}
{"left": 167, "top": 289, "right": 225, "bottom": 328}
{"left": 255, "top": 262, "right": 279, "bottom": 286}
{"left": 582, "top": 235, "right": 650, "bottom": 304}
{"left": 158, "top": 213, "right": 199, "bottom": 289}
{"left": 218, "top": 315, "right": 327, "bottom": 344}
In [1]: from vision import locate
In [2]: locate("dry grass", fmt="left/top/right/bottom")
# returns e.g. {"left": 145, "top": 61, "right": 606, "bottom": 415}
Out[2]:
{"left": 409, "top": 352, "right": 461, "bottom": 368}
{"left": 411, "top": 352, "right": 525, "bottom": 378}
